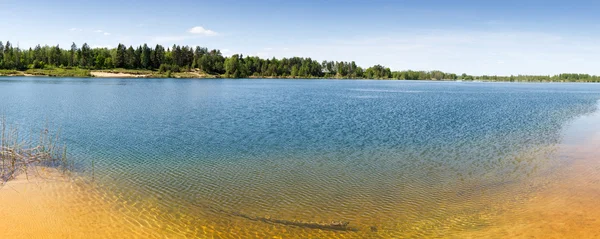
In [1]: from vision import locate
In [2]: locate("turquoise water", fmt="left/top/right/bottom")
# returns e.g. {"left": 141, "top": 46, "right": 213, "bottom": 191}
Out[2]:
{"left": 1, "top": 77, "right": 600, "bottom": 237}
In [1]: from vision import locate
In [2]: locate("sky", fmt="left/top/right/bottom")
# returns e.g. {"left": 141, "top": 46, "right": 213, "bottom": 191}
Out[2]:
{"left": 2, "top": 0, "right": 600, "bottom": 75}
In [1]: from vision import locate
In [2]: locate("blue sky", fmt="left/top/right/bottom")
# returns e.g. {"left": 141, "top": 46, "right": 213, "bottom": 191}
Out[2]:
{"left": 3, "top": 0, "right": 600, "bottom": 75}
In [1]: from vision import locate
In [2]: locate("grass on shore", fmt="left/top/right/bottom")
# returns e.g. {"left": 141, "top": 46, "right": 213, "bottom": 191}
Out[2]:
{"left": 0, "top": 119, "right": 71, "bottom": 183}
{"left": 24, "top": 68, "right": 91, "bottom": 77}
{"left": 0, "top": 69, "right": 25, "bottom": 76}
{"left": 2, "top": 67, "right": 219, "bottom": 79}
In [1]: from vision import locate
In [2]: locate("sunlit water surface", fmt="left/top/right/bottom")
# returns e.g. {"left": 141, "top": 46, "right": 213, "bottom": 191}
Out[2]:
{"left": 1, "top": 78, "right": 600, "bottom": 238}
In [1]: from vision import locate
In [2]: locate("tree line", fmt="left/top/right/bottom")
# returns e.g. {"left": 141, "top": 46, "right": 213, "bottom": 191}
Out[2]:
{"left": 0, "top": 40, "right": 600, "bottom": 82}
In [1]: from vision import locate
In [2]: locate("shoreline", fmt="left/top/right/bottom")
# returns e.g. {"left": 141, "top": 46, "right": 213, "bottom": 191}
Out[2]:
{"left": 1, "top": 69, "right": 600, "bottom": 82}
{"left": 90, "top": 71, "right": 148, "bottom": 78}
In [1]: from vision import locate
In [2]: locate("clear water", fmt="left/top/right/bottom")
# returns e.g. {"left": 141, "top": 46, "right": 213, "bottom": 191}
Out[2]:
{"left": 1, "top": 78, "right": 600, "bottom": 238}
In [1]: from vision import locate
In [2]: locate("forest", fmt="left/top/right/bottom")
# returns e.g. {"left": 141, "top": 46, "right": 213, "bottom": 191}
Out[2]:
{"left": 0, "top": 40, "right": 599, "bottom": 82}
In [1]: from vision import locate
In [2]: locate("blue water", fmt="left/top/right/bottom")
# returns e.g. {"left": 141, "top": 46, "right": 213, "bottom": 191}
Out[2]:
{"left": 1, "top": 77, "right": 600, "bottom": 237}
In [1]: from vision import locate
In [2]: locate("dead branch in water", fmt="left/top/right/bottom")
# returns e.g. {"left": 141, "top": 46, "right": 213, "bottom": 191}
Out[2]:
{"left": 0, "top": 118, "right": 70, "bottom": 184}
{"left": 229, "top": 211, "right": 358, "bottom": 232}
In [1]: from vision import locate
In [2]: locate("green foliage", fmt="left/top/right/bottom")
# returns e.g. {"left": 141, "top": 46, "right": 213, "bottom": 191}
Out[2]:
{"left": 69, "top": 42, "right": 77, "bottom": 67}
{"left": 126, "top": 46, "right": 136, "bottom": 69}
{"left": 32, "top": 60, "right": 45, "bottom": 69}
{"left": 104, "top": 57, "right": 114, "bottom": 69}
{"left": 78, "top": 43, "right": 92, "bottom": 68}
{"left": 95, "top": 54, "right": 105, "bottom": 69}
{"left": 224, "top": 54, "right": 249, "bottom": 78}
{"left": 364, "top": 65, "right": 391, "bottom": 79}
{"left": 141, "top": 44, "right": 151, "bottom": 69}
{"left": 1, "top": 39, "right": 600, "bottom": 82}
{"left": 158, "top": 64, "right": 168, "bottom": 73}
{"left": 115, "top": 44, "right": 127, "bottom": 68}
{"left": 153, "top": 45, "right": 165, "bottom": 69}
{"left": 158, "top": 64, "right": 180, "bottom": 73}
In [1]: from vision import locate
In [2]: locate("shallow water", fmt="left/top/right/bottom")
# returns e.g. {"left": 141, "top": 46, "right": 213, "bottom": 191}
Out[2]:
{"left": 1, "top": 78, "right": 600, "bottom": 238}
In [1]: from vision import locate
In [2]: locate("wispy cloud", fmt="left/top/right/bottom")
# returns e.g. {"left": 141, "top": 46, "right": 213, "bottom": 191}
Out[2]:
{"left": 69, "top": 28, "right": 82, "bottom": 32}
{"left": 93, "top": 30, "right": 111, "bottom": 36}
{"left": 151, "top": 26, "right": 219, "bottom": 43}
{"left": 188, "top": 26, "right": 218, "bottom": 36}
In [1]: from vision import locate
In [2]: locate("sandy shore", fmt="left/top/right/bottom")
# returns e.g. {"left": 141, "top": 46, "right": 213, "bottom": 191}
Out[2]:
{"left": 90, "top": 71, "right": 148, "bottom": 78}
{"left": 0, "top": 168, "right": 173, "bottom": 238}
{"left": 457, "top": 132, "right": 600, "bottom": 238}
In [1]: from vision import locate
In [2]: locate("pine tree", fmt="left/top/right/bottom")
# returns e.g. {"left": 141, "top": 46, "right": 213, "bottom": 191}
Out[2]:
{"left": 141, "top": 44, "right": 151, "bottom": 69}
{"left": 69, "top": 43, "right": 77, "bottom": 67}
{"left": 126, "top": 46, "right": 135, "bottom": 69}
{"left": 115, "top": 43, "right": 126, "bottom": 68}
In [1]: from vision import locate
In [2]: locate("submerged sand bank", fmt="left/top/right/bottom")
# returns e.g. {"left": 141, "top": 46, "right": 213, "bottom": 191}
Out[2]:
{"left": 2, "top": 141, "right": 600, "bottom": 238}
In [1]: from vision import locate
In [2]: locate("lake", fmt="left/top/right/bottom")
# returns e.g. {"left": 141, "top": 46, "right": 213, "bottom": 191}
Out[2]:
{"left": 1, "top": 77, "right": 600, "bottom": 238}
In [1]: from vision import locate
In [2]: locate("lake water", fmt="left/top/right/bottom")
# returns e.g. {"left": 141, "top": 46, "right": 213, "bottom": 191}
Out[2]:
{"left": 1, "top": 77, "right": 600, "bottom": 238}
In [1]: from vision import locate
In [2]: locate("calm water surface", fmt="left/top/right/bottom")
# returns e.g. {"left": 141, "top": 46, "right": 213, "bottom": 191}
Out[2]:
{"left": 1, "top": 77, "right": 600, "bottom": 238}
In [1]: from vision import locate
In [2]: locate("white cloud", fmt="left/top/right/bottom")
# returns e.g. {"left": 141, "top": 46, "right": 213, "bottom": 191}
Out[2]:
{"left": 188, "top": 26, "right": 218, "bottom": 36}
{"left": 103, "top": 32, "right": 111, "bottom": 36}
{"left": 94, "top": 30, "right": 103, "bottom": 33}
{"left": 69, "top": 28, "right": 82, "bottom": 32}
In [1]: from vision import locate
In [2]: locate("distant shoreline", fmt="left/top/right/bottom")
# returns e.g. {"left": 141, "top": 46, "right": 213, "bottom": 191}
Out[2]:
{"left": 0, "top": 67, "right": 598, "bottom": 83}
{"left": 1, "top": 69, "right": 599, "bottom": 82}
{"left": 1, "top": 41, "right": 600, "bottom": 82}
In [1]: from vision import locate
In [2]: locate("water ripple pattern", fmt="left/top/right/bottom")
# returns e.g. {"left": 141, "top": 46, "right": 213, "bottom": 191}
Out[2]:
{"left": 1, "top": 78, "right": 600, "bottom": 238}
